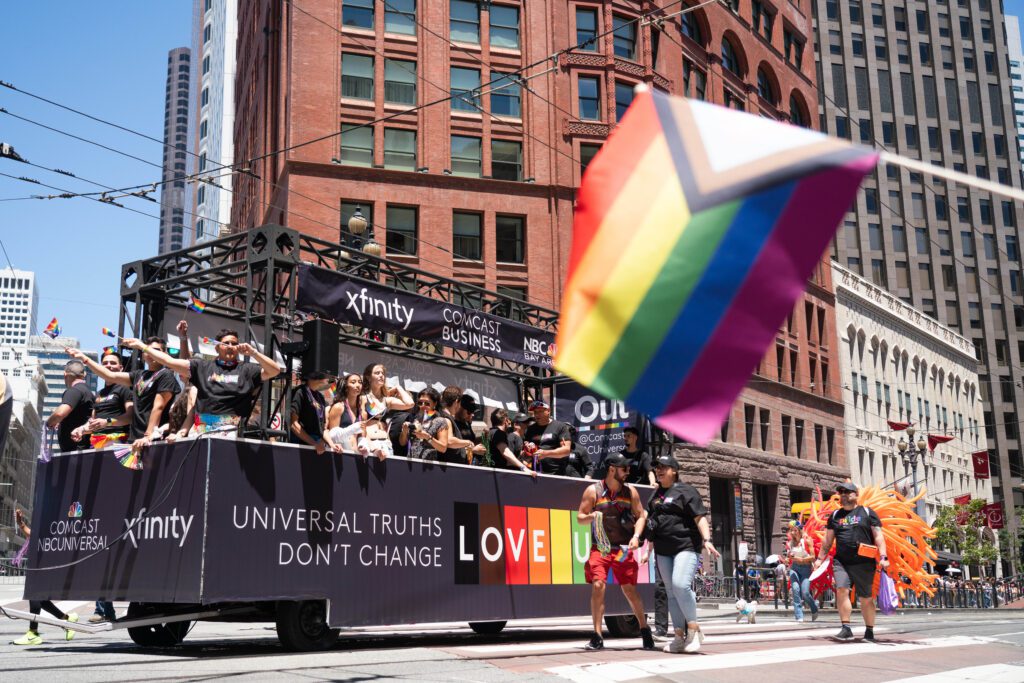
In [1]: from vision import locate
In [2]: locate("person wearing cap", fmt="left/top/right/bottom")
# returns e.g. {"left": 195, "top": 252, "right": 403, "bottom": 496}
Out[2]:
{"left": 486, "top": 408, "right": 534, "bottom": 474}
{"left": 509, "top": 413, "right": 530, "bottom": 458}
{"left": 813, "top": 482, "right": 888, "bottom": 642}
{"left": 524, "top": 400, "right": 572, "bottom": 476}
{"left": 440, "top": 386, "right": 485, "bottom": 464}
{"left": 786, "top": 521, "right": 818, "bottom": 623}
{"left": 290, "top": 370, "right": 344, "bottom": 454}
{"left": 644, "top": 455, "right": 719, "bottom": 653}
{"left": 577, "top": 453, "right": 655, "bottom": 651}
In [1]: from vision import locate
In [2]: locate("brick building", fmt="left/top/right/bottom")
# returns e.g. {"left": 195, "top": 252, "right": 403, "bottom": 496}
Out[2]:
{"left": 233, "top": 0, "right": 849, "bottom": 570}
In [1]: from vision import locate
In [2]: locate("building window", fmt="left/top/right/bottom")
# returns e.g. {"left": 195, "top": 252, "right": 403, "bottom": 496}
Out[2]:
{"left": 450, "top": 0, "right": 480, "bottom": 44}
{"left": 721, "top": 37, "right": 741, "bottom": 75}
{"left": 580, "top": 143, "right": 600, "bottom": 177}
{"left": 496, "top": 215, "right": 524, "bottom": 263}
{"left": 752, "top": 1, "right": 773, "bottom": 41}
{"left": 453, "top": 212, "right": 482, "bottom": 260}
{"left": 451, "top": 134, "right": 481, "bottom": 176}
{"left": 451, "top": 67, "right": 481, "bottom": 111}
{"left": 490, "top": 72, "right": 521, "bottom": 117}
{"left": 342, "top": 53, "right": 374, "bottom": 100}
{"left": 198, "top": 152, "right": 207, "bottom": 171}
{"left": 197, "top": 185, "right": 205, "bottom": 206}
{"left": 612, "top": 15, "right": 636, "bottom": 59}
{"left": 340, "top": 125, "right": 374, "bottom": 167}
{"left": 683, "top": 59, "right": 706, "bottom": 100}
{"left": 383, "top": 128, "right": 416, "bottom": 170}
{"left": 384, "top": 59, "right": 416, "bottom": 104}
{"left": 576, "top": 8, "right": 598, "bottom": 51}
{"left": 784, "top": 29, "right": 803, "bottom": 69}
{"left": 202, "top": 55, "right": 210, "bottom": 75}
{"left": 203, "top": 24, "right": 211, "bottom": 43}
{"left": 201, "top": 87, "right": 209, "bottom": 107}
{"left": 756, "top": 68, "right": 776, "bottom": 104}
{"left": 578, "top": 76, "right": 600, "bottom": 120}
{"left": 386, "top": 205, "right": 417, "bottom": 256}
{"left": 789, "top": 94, "right": 807, "bottom": 127}
{"left": 680, "top": 8, "right": 703, "bottom": 43}
{"left": 343, "top": 0, "right": 374, "bottom": 29}
{"left": 199, "top": 119, "right": 208, "bottom": 139}
{"left": 490, "top": 5, "right": 519, "bottom": 49}
{"left": 491, "top": 139, "right": 522, "bottom": 181}
{"left": 615, "top": 81, "right": 634, "bottom": 120}
{"left": 384, "top": 0, "right": 416, "bottom": 35}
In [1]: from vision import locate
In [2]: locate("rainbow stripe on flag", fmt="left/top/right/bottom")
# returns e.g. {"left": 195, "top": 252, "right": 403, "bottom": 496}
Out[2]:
{"left": 187, "top": 295, "right": 206, "bottom": 313}
{"left": 43, "top": 317, "right": 61, "bottom": 339}
{"left": 102, "top": 346, "right": 117, "bottom": 356}
{"left": 101, "top": 327, "right": 117, "bottom": 338}
{"left": 555, "top": 89, "right": 878, "bottom": 445}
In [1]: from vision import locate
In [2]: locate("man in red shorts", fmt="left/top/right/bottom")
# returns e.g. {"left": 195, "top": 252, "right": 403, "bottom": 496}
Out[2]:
{"left": 577, "top": 453, "right": 655, "bottom": 651}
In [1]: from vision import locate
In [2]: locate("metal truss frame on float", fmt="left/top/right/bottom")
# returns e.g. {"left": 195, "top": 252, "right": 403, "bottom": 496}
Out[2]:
{"left": 115, "top": 224, "right": 561, "bottom": 439}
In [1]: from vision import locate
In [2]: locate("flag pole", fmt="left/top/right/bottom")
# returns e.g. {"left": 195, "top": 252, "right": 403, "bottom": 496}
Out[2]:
{"left": 879, "top": 150, "right": 1024, "bottom": 203}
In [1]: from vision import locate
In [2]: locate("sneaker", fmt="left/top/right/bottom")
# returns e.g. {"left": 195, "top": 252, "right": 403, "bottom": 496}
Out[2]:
{"left": 653, "top": 626, "right": 669, "bottom": 639}
{"left": 663, "top": 631, "right": 687, "bottom": 654}
{"left": 834, "top": 625, "right": 854, "bottom": 641}
{"left": 65, "top": 612, "right": 79, "bottom": 641}
{"left": 585, "top": 634, "right": 604, "bottom": 651}
{"left": 811, "top": 612, "right": 819, "bottom": 622}
{"left": 88, "top": 613, "right": 108, "bottom": 624}
{"left": 13, "top": 630, "right": 42, "bottom": 646}
{"left": 863, "top": 627, "right": 877, "bottom": 642}
{"left": 641, "top": 626, "right": 655, "bottom": 650}
{"left": 683, "top": 628, "right": 704, "bottom": 654}
{"left": 796, "top": 618, "right": 805, "bottom": 623}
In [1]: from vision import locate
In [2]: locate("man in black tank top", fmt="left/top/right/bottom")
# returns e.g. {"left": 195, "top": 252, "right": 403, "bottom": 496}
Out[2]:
{"left": 577, "top": 454, "right": 655, "bottom": 651}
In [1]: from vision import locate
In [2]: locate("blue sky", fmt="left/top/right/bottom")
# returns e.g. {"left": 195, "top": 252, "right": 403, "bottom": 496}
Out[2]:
{"left": 0, "top": 2, "right": 189, "bottom": 355}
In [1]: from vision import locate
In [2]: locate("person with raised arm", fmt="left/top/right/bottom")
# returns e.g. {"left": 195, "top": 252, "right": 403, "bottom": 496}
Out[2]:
{"left": 68, "top": 337, "right": 179, "bottom": 452}
{"left": 120, "top": 329, "right": 280, "bottom": 435}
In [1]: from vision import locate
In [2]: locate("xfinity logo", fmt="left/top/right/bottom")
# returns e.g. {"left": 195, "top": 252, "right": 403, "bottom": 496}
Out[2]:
{"left": 344, "top": 288, "right": 415, "bottom": 330}
{"left": 123, "top": 507, "right": 195, "bottom": 548}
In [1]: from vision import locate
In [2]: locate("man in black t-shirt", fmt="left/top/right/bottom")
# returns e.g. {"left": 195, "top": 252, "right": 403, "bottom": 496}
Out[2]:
{"left": 71, "top": 351, "right": 133, "bottom": 450}
{"left": 440, "top": 387, "right": 484, "bottom": 465}
{"left": 124, "top": 329, "right": 280, "bottom": 435}
{"left": 524, "top": 400, "right": 572, "bottom": 476}
{"left": 813, "top": 482, "right": 889, "bottom": 642}
{"left": 290, "top": 370, "right": 344, "bottom": 453}
{"left": 564, "top": 425, "right": 595, "bottom": 479}
{"left": 71, "top": 337, "right": 180, "bottom": 450}
{"left": 509, "top": 413, "right": 529, "bottom": 457}
{"left": 488, "top": 408, "right": 533, "bottom": 474}
{"left": 620, "top": 427, "right": 655, "bottom": 486}
{"left": 46, "top": 360, "right": 94, "bottom": 453}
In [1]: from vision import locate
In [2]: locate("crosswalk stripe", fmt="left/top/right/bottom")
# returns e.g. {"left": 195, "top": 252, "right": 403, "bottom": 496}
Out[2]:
{"left": 453, "top": 626, "right": 884, "bottom": 655}
{"left": 884, "top": 663, "right": 1024, "bottom": 682}
{"left": 545, "top": 636, "right": 994, "bottom": 682}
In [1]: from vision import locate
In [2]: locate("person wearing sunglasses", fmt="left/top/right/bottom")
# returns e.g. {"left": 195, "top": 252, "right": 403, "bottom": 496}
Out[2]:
{"left": 400, "top": 388, "right": 450, "bottom": 461}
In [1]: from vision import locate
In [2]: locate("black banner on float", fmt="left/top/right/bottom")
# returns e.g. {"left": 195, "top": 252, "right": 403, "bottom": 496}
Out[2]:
{"left": 296, "top": 264, "right": 556, "bottom": 369}
{"left": 554, "top": 380, "right": 646, "bottom": 464}
{"left": 25, "top": 440, "right": 656, "bottom": 627}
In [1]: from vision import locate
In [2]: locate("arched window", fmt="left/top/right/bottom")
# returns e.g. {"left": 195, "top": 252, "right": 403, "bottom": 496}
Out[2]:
{"left": 680, "top": 8, "right": 703, "bottom": 44}
{"left": 757, "top": 67, "right": 777, "bottom": 104}
{"left": 721, "top": 38, "right": 740, "bottom": 75}
{"left": 789, "top": 93, "right": 808, "bottom": 127}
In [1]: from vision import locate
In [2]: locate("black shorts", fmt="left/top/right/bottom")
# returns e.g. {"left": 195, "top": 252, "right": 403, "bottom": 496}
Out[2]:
{"left": 833, "top": 559, "right": 876, "bottom": 599}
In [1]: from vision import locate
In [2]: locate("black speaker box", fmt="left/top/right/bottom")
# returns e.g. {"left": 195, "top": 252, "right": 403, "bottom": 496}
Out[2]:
{"left": 301, "top": 319, "right": 340, "bottom": 376}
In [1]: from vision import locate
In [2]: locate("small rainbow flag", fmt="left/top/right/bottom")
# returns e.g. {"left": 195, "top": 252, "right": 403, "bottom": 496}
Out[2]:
{"left": 101, "top": 327, "right": 117, "bottom": 338}
{"left": 613, "top": 547, "right": 631, "bottom": 563}
{"left": 200, "top": 336, "right": 215, "bottom": 345}
{"left": 102, "top": 346, "right": 117, "bottom": 356}
{"left": 114, "top": 447, "right": 142, "bottom": 471}
{"left": 555, "top": 89, "right": 877, "bottom": 445}
{"left": 187, "top": 295, "right": 206, "bottom": 313}
{"left": 43, "top": 317, "right": 61, "bottom": 339}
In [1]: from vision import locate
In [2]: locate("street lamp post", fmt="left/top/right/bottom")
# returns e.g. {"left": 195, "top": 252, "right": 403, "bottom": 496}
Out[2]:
{"left": 897, "top": 426, "right": 929, "bottom": 519}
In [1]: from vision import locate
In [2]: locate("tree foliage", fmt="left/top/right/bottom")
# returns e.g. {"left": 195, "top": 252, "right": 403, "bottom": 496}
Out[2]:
{"left": 932, "top": 499, "right": 999, "bottom": 576}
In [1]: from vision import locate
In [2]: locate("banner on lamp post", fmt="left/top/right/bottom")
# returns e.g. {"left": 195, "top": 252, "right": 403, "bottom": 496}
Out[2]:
{"left": 953, "top": 494, "right": 972, "bottom": 525}
{"left": 971, "top": 450, "right": 990, "bottom": 479}
{"left": 983, "top": 502, "right": 1005, "bottom": 529}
